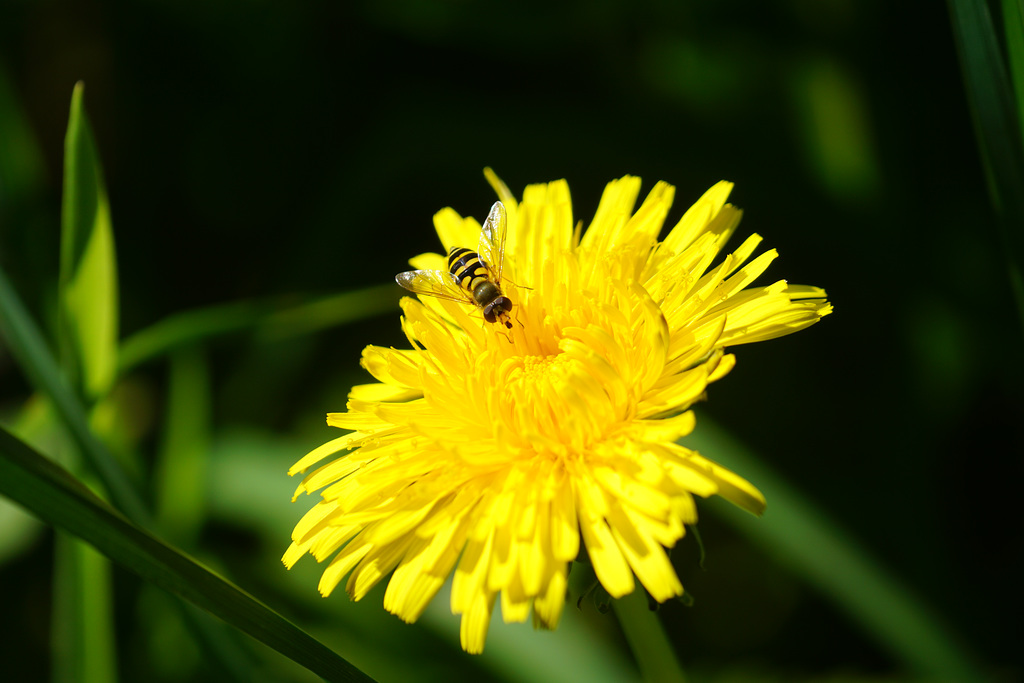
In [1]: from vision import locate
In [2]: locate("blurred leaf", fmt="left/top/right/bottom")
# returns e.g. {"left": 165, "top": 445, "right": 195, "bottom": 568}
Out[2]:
{"left": 685, "top": 416, "right": 990, "bottom": 683}
{"left": 1004, "top": 0, "right": 1024, "bottom": 141}
{"left": 0, "top": 495, "right": 42, "bottom": 565}
{"left": 948, "top": 0, "right": 1024, "bottom": 332}
{"left": 0, "top": 268, "right": 275, "bottom": 681}
{"left": 155, "top": 349, "right": 211, "bottom": 543}
{"left": 205, "top": 430, "right": 300, "bottom": 536}
{"left": 791, "top": 58, "right": 880, "bottom": 203}
{"left": 119, "top": 300, "right": 268, "bottom": 374}
{"left": 425, "top": 581, "right": 639, "bottom": 683}
{"left": 0, "top": 61, "right": 46, "bottom": 205}
{"left": 118, "top": 284, "right": 399, "bottom": 374}
{"left": 52, "top": 533, "right": 118, "bottom": 683}
{"left": 0, "top": 396, "right": 58, "bottom": 565}
{"left": 637, "top": 37, "right": 746, "bottom": 114}
{"left": 256, "top": 284, "right": 400, "bottom": 341}
{"left": 59, "top": 82, "right": 119, "bottom": 400}
{"left": 0, "top": 205, "right": 275, "bottom": 680}
{"left": 0, "top": 265, "right": 148, "bottom": 523}
{"left": 0, "top": 425, "right": 376, "bottom": 683}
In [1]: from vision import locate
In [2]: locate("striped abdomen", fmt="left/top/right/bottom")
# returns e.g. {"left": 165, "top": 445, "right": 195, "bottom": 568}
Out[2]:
{"left": 447, "top": 246, "right": 513, "bottom": 328}
{"left": 448, "top": 247, "right": 492, "bottom": 303}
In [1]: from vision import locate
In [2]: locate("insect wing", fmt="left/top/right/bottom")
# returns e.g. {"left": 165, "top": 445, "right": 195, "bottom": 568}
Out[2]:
{"left": 395, "top": 269, "right": 474, "bottom": 305}
{"left": 478, "top": 201, "right": 507, "bottom": 283}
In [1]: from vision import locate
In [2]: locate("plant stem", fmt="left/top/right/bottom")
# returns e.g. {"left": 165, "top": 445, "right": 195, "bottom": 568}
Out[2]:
{"left": 612, "top": 589, "right": 686, "bottom": 683}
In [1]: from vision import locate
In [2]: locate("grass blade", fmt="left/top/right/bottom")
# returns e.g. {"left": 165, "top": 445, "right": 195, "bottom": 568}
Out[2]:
{"left": 54, "top": 83, "right": 122, "bottom": 682}
{"left": 0, "top": 317, "right": 262, "bottom": 681}
{"left": 1004, "top": 0, "right": 1024, "bottom": 141}
{"left": 118, "top": 299, "right": 270, "bottom": 373}
{"left": 118, "top": 284, "right": 399, "bottom": 374}
{"left": 0, "top": 425, "right": 376, "bottom": 683}
{"left": 948, "top": 0, "right": 1024, "bottom": 333}
{"left": 59, "top": 82, "right": 119, "bottom": 400}
{"left": 0, "top": 265, "right": 149, "bottom": 524}
{"left": 685, "top": 416, "right": 989, "bottom": 682}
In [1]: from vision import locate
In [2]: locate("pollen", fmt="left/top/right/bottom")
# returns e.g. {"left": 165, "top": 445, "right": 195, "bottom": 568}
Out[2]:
{"left": 507, "top": 353, "right": 565, "bottom": 382}
{"left": 523, "top": 353, "right": 559, "bottom": 372}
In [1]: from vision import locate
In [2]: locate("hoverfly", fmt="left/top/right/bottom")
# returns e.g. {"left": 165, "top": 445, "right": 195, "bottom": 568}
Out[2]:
{"left": 396, "top": 201, "right": 514, "bottom": 330}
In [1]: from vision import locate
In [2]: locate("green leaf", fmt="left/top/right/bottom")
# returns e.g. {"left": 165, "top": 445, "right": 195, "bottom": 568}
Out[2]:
{"left": 118, "top": 300, "right": 270, "bottom": 374}
{"left": 1004, "top": 0, "right": 1024, "bottom": 141}
{"left": 59, "top": 81, "right": 119, "bottom": 400}
{"left": 0, "top": 268, "right": 269, "bottom": 681}
{"left": 118, "top": 284, "right": 400, "bottom": 374}
{"left": 0, "top": 425, "right": 376, "bottom": 683}
{"left": 685, "top": 416, "right": 990, "bottom": 682}
{"left": 948, "top": 0, "right": 1024, "bottom": 333}
{"left": 0, "top": 265, "right": 149, "bottom": 524}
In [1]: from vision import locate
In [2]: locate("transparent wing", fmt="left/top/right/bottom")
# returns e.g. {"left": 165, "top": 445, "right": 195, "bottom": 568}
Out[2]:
{"left": 395, "top": 269, "right": 474, "bottom": 305}
{"left": 478, "top": 201, "right": 507, "bottom": 283}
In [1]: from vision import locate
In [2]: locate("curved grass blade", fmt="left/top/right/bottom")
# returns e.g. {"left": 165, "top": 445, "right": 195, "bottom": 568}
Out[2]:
{"left": 1, "top": 329, "right": 264, "bottom": 683}
{"left": 0, "top": 268, "right": 272, "bottom": 680}
{"left": 685, "top": 416, "right": 989, "bottom": 683}
{"left": 0, "top": 425, "right": 376, "bottom": 683}
{"left": 0, "top": 265, "right": 149, "bottom": 524}
{"left": 118, "top": 284, "right": 399, "bottom": 374}
{"left": 59, "top": 82, "right": 118, "bottom": 400}
{"left": 948, "top": 0, "right": 1024, "bottom": 334}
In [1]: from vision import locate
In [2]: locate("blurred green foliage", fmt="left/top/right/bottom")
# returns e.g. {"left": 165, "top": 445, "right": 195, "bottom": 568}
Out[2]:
{"left": 0, "top": 0, "right": 1020, "bottom": 682}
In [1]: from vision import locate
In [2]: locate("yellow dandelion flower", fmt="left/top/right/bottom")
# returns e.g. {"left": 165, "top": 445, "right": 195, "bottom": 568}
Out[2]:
{"left": 284, "top": 170, "right": 832, "bottom": 653}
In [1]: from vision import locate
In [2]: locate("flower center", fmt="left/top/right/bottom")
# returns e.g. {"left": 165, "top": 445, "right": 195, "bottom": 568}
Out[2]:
{"left": 521, "top": 353, "right": 562, "bottom": 377}
{"left": 499, "top": 351, "right": 569, "bottom": 390}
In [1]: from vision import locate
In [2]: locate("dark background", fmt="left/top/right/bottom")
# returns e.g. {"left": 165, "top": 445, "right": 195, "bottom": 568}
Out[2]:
{"left": 0, "top": 1, "right": 1020, "bottom": 681}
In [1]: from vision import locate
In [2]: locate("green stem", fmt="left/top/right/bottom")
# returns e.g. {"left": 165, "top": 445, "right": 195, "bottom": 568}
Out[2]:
{"left": 52, "top": 533, "right": 118, "bottom": 683}
{"left": 612, "top": 589, "right": 686, "bottom": 683}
